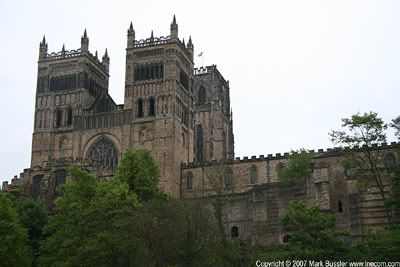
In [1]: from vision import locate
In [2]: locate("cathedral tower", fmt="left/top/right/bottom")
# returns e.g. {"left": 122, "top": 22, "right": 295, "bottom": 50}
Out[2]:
{"left": 32, "top": 30, "right": 113, "bottom": 169}
{"left": 124, "top": 16, "right": 195, "bottom": 195}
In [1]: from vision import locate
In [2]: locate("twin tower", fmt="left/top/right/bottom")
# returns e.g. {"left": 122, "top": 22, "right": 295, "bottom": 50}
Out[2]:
{"left": 31, "top": 16, "right": 234, "bottom": 199}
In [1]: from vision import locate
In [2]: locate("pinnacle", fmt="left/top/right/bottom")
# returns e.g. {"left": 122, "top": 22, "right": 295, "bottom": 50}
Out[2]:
{"left": 62, "top": 44, "right": 65, "bottom": 51}
{"left": 41, "top": 35, "right": 46, "bottom": 44}
{"left": 151, "top": 30, "right": 154, "bottom": 38}
{"left": 83, "top": 29, "right": 87, "bottom": 38}
{"left": 172, "top": 14, "right": 176, "bottom": 24}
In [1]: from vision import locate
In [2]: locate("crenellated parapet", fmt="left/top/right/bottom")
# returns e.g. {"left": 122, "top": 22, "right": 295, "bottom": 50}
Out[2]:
{"left": 182, "top": 141, "right": 399, "bottom": 169}
{"left": 38, "top": 30, "right": 109, "bottom": 73}
{"left": 42, "top": 48, "right": 107, "bottom": 72}
{"left": 134, "top": 35, "right": 171, "bottom": 48}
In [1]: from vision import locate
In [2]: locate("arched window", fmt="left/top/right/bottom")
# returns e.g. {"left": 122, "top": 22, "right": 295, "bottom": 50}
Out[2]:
{"left": 55, "top": 109, "right": 62, "bottom": 128}
{"left": 231, "top": 226, "right": 239, "bottom": 238}
{"left": 148, "top": 97, "right": 155, "bottom": 116}
{"left": 137, "top": 98, "right": 144, "bottom": 118}
{"left": 54, "top": 169, "right": 67, "bottom": 197}
{"left": 86, "top": 136, "right": 119, "bottom": 171}
{"left": 384, "top": 153, "right": 396, "bottom": 169}
{"left": 224, "top": 167, "right": 233, "bottom": 187}
{"left": 283, "top": 234, "right": 291, "bottom": 244}
{"left": 196, "top": 125, "right": 204, "bottom": 163}
{"left": 338, "top": 199, "right": 343, "bottom": 213}
{"left": 31, "top": 175, "right": 43, "bottom": 198}
{"left": 55, "top": 169, "right": 67, "bottom": 187}
{"left": 198, "top": 86, "right": 207, "bottom": 105}
{"left": 66, "top": 107, "right": 73, "bottom": 125}
{"left": 250, "top": 165, "right": 258, "bottom": 184}
{"left": 186, "top": 172, "right": 193, "bottom": 190}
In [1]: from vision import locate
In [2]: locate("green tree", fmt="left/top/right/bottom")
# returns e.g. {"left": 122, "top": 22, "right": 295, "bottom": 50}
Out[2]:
{"left": 16, "top": 198, "right": 47, "bottom": 266}
{"left": 361, "top": 225, "right": 400, "bottom": 261}
{"left": 277, "top": 149, "right": 313, "bottom": 181}
{"left": 115, "top": 149, "right": 163, "bottom": 202}
{"left": 134, "top": 198, "right": 225, "bottom": 266}
{"left": 0, "top": 192, "right": 32, "bottom": 267}
{"left": 329, "top": 111, "right": 392, "bottom": 221}
{"left": 281, "top": 201, "right": 349, "bottom": 260}
{"left": 39, "top": 167, "right": 141, "bottom": 266}
{"left": 390, "top": 116, "right": 400, "bottom": 139}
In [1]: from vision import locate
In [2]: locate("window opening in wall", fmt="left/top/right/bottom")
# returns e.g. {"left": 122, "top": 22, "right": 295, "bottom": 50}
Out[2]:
{"left": 231, "top": 226, "right": 239, "bottom": 238}
{"left": 186, "top": 172, "right": 193, "bottom": 190}
{"left": 148, "top": 97, "right": 155, "bottom": 116}
{"left": 137, "top": 98, "right": 144, "bottom": 118}
{"left": 55, "top": 109, "right": 62, "bottom": 128}
{"left": 338, "top": 199, "right": 343, "bottom": 213}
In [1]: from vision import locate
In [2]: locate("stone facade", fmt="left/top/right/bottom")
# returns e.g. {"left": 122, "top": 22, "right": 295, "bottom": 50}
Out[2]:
{"left": 180, "top": 145, "right": 399, "bottom": 245}
{"left": 2, "top": 16, "right": 398, "bottom": 245}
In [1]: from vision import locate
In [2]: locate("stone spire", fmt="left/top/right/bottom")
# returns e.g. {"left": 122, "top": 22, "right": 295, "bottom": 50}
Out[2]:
{"left": 102, "top": 48, "right": 110, "bottom": 72}
{"left": 127, "top": 21, "right": 135, "bottom": 49}
{"left": 61, "top": 44, "right": 66, "bottom": 58}
{"left": 150, "top": 30, "right": 154, "bottom": 44}
{"left": 39, "top": 35, "right": 48, "bottom": 61}
{"left": 81, "top": 29, "right": 89, "bottom": 52}
{"left": 170, "top": 14, "right": 178, "bottom": 40}
{"left": 187, "top": 36, "right": 194, "bottom": 60}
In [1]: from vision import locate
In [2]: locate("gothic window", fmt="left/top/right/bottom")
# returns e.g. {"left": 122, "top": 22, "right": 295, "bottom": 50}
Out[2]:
{"left": 180, "top": 68, "right": 189, "bottom": 90}
{"left": 231, "top": 226, "right": 239, "bottom": 238}
{"left": 86, "top": 136, "right": 119, "bottom": 171}
{"left": 338, "top": 199, "right": 343, "bottom": 213}
{"left": 31, "top": 175, "right": 43, "bottom": 198}
{"left": 182, "top": 133, "right": 186, "bottom": 147}
{"left": 198, "top": 86, "right": 207, "bottom": 105}
{"left": 55, "top": 109, "right": 62, "bottom": 128}
{"left": 384, "top": 153, "right": 396, "bottom": 169}
{"left": 135, "top": 63, "right": 163, "bottom": 81}
{"left": 250, "top": 165, "right": 258, "bottom": 184}
{"left": 66, "top": 106, "right": 73, "bottom": 125}
{"left": 137, "top": 98, "right": 144, "bottom": 118}
{"left": 196, "top": 125, "right": 204, "bottom": 163}
{"left": 224, "top": 167, "right": 233, "bottom": 187}
{"left": 148, "top": 97, "right": 155, "bottom": 116}
{"left": 186, "top": 172, "right": 193, "bottom": 190}
{"left": 54, "top": 169, "right": 67, "bottom": 197}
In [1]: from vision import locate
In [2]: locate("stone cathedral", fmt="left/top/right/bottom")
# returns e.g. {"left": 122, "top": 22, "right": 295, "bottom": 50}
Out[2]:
{"left": 3, "top": 16, "right": 398, "bottom": 245}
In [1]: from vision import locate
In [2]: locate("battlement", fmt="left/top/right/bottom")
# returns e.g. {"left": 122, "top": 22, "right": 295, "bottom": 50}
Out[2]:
{"left": 132, "top": 35, "right": 193, "bottom": 61}
{"left": 181, "top": 141, "right": 399, "bottom": 169}
{"left": 2, "top": 167, "right": 33, "bottom": 190}
{"left": 41, "top": 47, "right": 107, "bottom": 72}
{"left": 194, "top": 65, "right": 228, "bottom": 85}
{"left": 134, "top": 35, "right": 171, "bottom": 48}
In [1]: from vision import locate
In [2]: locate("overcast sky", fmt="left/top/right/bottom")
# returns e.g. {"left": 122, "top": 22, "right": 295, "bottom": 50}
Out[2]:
{"left": 0, "top": 0, "right": 399, "bottom": 184}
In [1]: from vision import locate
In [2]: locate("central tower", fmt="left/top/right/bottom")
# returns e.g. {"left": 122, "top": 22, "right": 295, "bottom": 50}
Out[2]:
{"left": 124, "top": 16, "right": 195, "bottom": 195}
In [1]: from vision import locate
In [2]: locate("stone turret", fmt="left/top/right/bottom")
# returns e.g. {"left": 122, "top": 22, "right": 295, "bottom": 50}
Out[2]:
{"left": 170, "top": 15, "right": 178, "bottom": 40}
{"left": 102, "top": 49, "right": 110, "bottom": 72}
{"left": 61, "top": 44, "right": 66, "bottom": 58}
{"left": 187, "top": 36, "right": 194, "bottom": 60}
{"left": 81, "top": 29, "right": 89, "bottom": 52}
{"left": 39, "top": 36, "right": 47, "bottom": 61}
{"left": 127, "top": 22, "right": 135, "bottom": 49}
